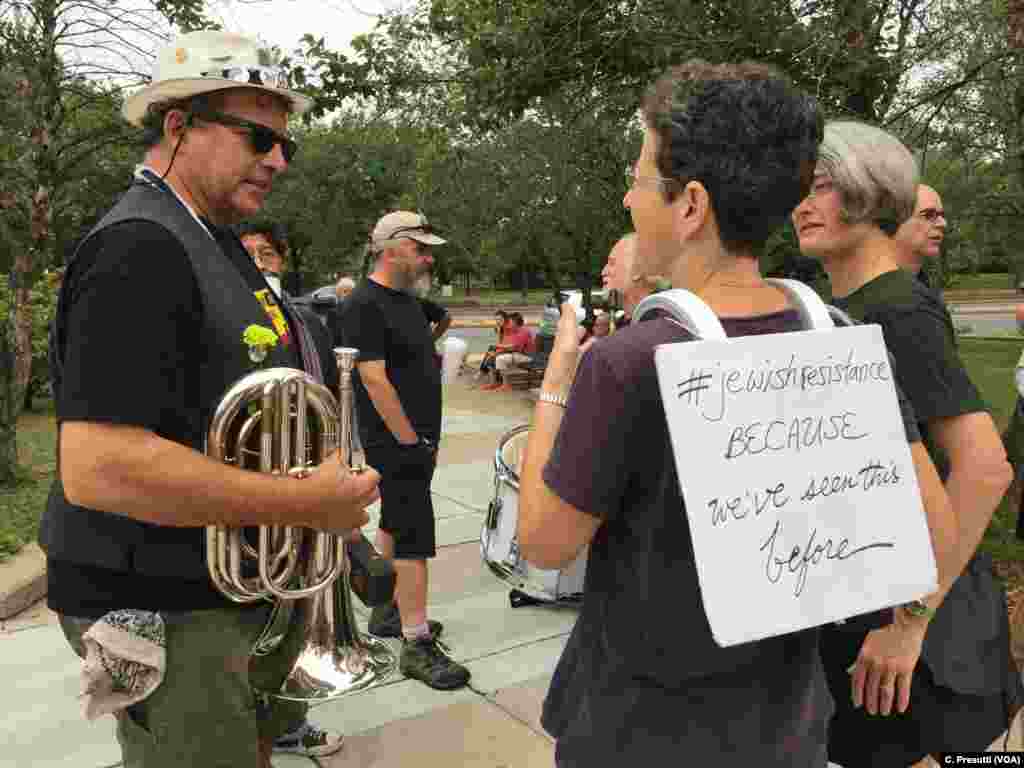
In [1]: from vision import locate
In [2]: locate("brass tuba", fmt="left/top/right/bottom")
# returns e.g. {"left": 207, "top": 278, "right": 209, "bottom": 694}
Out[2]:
{"left": 205, "top": 347, "right": 396, "bottom": 702}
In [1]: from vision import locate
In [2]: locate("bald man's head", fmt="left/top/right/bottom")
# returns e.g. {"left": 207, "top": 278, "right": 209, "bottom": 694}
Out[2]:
{"left": 894, "top": 184, "right": 947, "bottom": 273}
{"left": 601, "top": 234, "right": 637, "bottom": 294}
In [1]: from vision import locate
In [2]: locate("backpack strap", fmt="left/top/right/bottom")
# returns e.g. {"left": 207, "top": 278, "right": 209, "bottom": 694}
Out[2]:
{"left": 633, "top": 280, "right": 844, "bottom": 336}
{"left": 633, "top": 289, "right": 728, "bottom": 341}
{"left": 765, "top": 278, "right": 834, "bottom": 330}
{"left": 827, "top": 305, "right": 857, "bottom": 327}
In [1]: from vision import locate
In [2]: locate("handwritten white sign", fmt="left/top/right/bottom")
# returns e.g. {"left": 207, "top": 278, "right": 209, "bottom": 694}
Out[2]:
{"left": 655, "top": 324, "right": 937, "bottom": 647}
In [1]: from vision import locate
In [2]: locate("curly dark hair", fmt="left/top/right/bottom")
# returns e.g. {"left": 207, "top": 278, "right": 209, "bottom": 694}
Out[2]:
{"left": 236, "top": 221, "right": 288, "bottom": 255}
{"left": 641, "top": 60, "right": 823, "bottom": 254}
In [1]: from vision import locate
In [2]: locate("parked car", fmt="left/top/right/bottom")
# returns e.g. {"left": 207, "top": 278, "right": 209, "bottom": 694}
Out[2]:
{"left": 290, "top": 284, "right": 338, "bottom": 325}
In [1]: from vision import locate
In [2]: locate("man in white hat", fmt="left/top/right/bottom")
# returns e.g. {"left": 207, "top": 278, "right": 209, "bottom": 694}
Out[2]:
{"left": 40, "top": 31, "right": 379, "bottom": 765}
{"left": 339, "top": 211, "right": 471, "bottom": 690}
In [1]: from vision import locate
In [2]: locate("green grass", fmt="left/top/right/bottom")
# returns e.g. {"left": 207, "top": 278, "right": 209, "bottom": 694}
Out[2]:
{"left": 0, "top": 400, "right": 57, "bottom": 562}
{"left": 960, "top": 337, "right": 1022, "bottom": 430}
{"left": 946, "top": 272, "right": 1017, "bottom": 292}
{"left": 959, "top": 338, "right": 1024, "bottom": 571}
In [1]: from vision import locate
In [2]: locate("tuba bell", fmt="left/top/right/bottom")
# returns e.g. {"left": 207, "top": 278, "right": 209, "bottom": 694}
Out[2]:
{"left": 205, "top": 347, "right": 396, "bottom": 702}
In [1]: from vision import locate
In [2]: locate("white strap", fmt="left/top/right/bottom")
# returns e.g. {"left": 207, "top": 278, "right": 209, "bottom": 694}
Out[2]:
{"left": 633, "top": 289, "right": 728, "bottom": 341}
{"left": 765, "top": 278, "right": 834, "bottom": 330}
{"left": 633, "top": 280, "right": 843, "bottom": 337}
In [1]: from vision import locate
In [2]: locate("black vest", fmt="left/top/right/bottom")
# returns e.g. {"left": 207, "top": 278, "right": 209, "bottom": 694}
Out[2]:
{"left": 39, "top": 182, "right": 304, "bottom": 581}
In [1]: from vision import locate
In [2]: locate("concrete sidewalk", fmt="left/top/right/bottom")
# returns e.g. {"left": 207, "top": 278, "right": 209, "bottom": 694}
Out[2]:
{"left": 0, "top": 376, "right": 564, "bottom": 768}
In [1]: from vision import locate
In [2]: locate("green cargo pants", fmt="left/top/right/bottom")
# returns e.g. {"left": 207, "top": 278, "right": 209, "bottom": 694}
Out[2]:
{"left": 60, "top": 603, "right": 307, "bottom": 768}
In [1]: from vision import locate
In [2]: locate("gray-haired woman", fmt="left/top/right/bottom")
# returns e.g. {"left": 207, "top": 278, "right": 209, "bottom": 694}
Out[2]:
{"left": 793, "top": 120, "right": 1022, "bottom": 767}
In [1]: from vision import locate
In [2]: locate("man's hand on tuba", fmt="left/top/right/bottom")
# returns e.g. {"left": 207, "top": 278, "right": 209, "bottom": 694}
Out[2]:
{"left": 296, "top": 451, "right": 380, "bottom": 534}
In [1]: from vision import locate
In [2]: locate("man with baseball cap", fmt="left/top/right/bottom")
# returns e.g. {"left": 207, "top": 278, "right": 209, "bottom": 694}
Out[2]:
{"left": 339, "top": 211, "right": 471, "bottom": 690}
{"left": 41, "top": 30, "right": 379, "bottom": 765}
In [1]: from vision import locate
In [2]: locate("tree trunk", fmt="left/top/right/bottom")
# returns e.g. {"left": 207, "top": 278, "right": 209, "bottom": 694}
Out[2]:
{"left": 11, "top": 248, "right": 35, "bottom": 412}
{"left": 0, "top": 278, "right": 20, "bottom": 485}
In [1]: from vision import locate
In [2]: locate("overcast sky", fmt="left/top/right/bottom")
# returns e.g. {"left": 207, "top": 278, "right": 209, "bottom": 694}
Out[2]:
{"left": 212, "top": 0, "right": 411, "bottom": 55}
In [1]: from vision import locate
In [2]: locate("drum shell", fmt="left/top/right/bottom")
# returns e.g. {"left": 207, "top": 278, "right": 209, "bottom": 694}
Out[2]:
{"left": 480, "top": 425, "right": 586, "bottom": 602}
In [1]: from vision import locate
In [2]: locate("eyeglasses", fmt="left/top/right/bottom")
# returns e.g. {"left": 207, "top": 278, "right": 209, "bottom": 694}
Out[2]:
{"left": 624, "top": 167, "right": 678, "bottom": 191}
{"left": 917, "top": 208, "right": 946, "bottom": 224}
{"left": 189, "top": 110, "right": 298, "bottom": 163}
{"left": 806, "top": 177, "right": 835, "bottom": 198}
{"left": 200, "top": 66, "right": 291, "bottom": 90}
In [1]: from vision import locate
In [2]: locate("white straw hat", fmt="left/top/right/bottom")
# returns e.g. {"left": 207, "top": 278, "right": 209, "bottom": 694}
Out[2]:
{"left": 122, "top": 31, "right": 313, "bottom": 127}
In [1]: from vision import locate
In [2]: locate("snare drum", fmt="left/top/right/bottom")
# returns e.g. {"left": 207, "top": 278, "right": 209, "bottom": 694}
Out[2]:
{"left": 480, "top": 424, "right": 586, "bottom": 605}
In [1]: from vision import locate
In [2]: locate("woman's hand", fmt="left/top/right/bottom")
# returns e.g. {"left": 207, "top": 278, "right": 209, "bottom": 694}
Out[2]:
{"left": 850, "top": 614, "right": 928, "bottom": 716}
{"left": 542, "top": 303, "right": 594, "bottom": 395}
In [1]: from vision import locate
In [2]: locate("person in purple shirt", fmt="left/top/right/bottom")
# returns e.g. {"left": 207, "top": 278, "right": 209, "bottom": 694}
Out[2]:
{"left": 514, "top": 61, "right": 961, "bottom": 767}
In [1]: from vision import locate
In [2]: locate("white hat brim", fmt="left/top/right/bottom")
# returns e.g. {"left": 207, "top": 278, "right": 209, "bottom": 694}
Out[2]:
{"left": 122, "top": 78, "right": 314, "bottom": 127}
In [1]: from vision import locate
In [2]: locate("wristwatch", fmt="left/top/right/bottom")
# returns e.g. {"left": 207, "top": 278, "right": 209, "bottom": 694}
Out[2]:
{"left": 902, "top": 599, "right": 935, "bottom": 619}
{"left": 538, "top": 391, "right": 568, "bottom": 408}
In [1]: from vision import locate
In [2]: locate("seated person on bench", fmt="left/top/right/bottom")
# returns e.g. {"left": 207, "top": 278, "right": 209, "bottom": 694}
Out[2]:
{"left": 481, "top": 312, "right": 534, "bottom": 391}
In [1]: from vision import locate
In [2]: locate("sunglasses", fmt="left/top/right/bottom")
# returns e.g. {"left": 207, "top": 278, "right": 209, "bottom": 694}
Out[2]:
{"left": 200, "top": 66, "right": 291, "bottom": 90}
{"left": 189, "top": 110, "right": 298, "bottom": 163}
{"left": 382, "top": 222, "right": 434, "bottom": 240}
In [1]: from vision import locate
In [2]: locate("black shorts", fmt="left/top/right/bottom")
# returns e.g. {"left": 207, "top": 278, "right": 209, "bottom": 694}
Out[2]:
{"left": 365, "top": 441, "right": 438, "bottom": 559}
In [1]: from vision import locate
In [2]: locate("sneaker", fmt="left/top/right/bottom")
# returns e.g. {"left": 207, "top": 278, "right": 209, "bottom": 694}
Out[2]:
{"left": 400, "top": 636, "right": 471, "bottom": 690}
{"left": 368, "top": 601, "right": 443, "bottom": 640}
{"left": 272, "top": 722, "right": 344, "bottom": 757}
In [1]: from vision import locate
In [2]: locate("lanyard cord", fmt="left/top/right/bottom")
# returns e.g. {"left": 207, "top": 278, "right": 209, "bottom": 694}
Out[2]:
{"left": 133, "top": 165, "right": 214, "bottom": 242}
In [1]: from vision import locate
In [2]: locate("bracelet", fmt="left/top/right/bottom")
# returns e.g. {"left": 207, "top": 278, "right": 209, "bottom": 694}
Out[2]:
{"left": 538, "top": 391, "right": 568, "bottom": 408}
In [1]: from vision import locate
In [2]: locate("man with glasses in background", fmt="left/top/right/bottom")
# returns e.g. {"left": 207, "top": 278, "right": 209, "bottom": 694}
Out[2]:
{"left": 340, "top": 211, "right": 472, "bottom": 691}
{"left": 894, "top": 184, "right": 948, "bottom": 288}
{"left": 239, "top": 221, "right": 291, "bottom": 300}
{"left": 40, "top": 31, "right": 381, "bottom": 765}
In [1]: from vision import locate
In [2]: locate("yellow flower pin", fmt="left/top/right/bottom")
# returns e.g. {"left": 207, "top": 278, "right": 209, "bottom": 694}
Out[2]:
{"left": 242, "top": 324, "right": 279, "bottom": 364}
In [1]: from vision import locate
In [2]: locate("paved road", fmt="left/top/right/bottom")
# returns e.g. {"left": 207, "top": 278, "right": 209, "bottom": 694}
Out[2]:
{"left": 448, "top": 301, "right": 1022, "bottom": 338}
{"left": 947, "top": 302, "right": 1019, "bottom": 335}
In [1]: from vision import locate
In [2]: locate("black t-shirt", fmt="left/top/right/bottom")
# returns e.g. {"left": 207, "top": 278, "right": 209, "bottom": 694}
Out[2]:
{"left": 832, "top": 269, "right": 985, "bottom": 479}
{"left": 48, "top": 217, "right": 309, "bottom": 617}
{"left": 540, "top": 309, "right": 922, "bottom": 767}
{"left": 339, "top": 279, "right": 442, "bottom": 446}
{"left": 827, "top": 268, "right": 1019, "bottom": 721}
{"left": 330, "top": 296, "right": 447, "bottom": 350}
